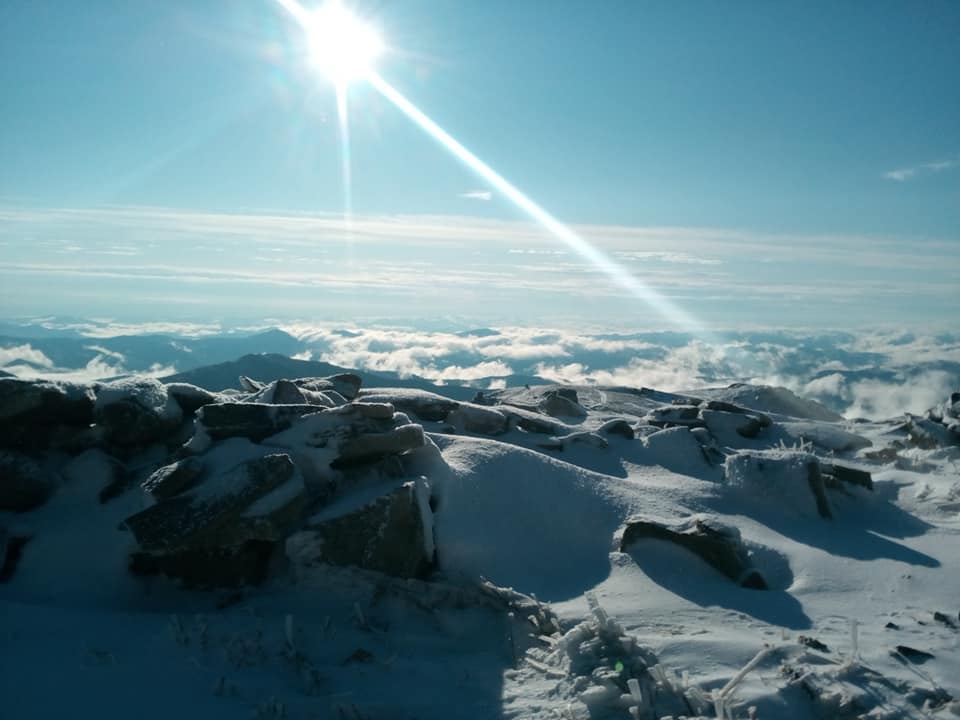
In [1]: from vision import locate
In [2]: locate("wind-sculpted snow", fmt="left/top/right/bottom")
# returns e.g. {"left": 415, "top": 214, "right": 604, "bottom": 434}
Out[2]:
{"left": 1, "top": 365, "right": 959, "bottom": 719}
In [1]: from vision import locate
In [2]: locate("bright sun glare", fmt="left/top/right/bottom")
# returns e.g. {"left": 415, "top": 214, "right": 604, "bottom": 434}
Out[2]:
{"left": 307, "top": 1, "right": 383, "bottom": 85}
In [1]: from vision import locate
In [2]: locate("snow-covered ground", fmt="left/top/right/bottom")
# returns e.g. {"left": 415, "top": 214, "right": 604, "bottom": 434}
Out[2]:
{"left": 2, "top": 366, "right": 959, "bottom": 719}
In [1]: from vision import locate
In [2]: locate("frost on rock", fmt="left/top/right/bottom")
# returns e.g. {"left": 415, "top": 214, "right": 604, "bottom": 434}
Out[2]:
{"left": 725, "top": 449, "right": 834, "bottom": 519}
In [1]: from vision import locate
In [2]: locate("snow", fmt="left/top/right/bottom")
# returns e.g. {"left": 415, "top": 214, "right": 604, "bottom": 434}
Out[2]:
{"left": 3, "top": 367, "right": 960, "bottom": 719}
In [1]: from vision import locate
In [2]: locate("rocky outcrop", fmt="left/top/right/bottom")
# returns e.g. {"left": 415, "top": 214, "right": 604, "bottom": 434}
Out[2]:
{"left": 142, "top": 457, "right": 204, "bottom": 501}
{"left": 619, "top": 514, "right": 767, "bottom": 589}
{"left": 0, "top": 450, "right": 56, "bottom": 512}
{"left": 124, "top": 454, "right": 301, "bottom": 552}
{"left": 196, "top": 402, "right": 319, "bottom": 443}
{"left": 94, "top": 378, "right": 183, "bottom": 448}
{"left": 539, "top": 390, "right": 587, "bottom": 419}
{"left": 286, "top": 478, "right": 434, "bottom": 579}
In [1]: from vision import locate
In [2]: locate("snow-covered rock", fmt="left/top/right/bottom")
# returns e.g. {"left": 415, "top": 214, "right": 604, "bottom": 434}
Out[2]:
{"left": 123, "top": 453, "right": 300, "bottom": 553}
{"left": 94, "top": 377, "right": 183, "bottom": 448}
{"left": 725, "top": 449, "right": 833, "bottom": 518}
{"left": 287, "top": 477, "right": 434, "bottom": 579}
{"left": 618, "top": 513, "right": 767, "bottom": 589}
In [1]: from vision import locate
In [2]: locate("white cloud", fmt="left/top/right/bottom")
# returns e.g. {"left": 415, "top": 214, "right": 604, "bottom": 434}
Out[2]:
{"left": 459, "top": 190, "right": 493, "bottom": 201}
{"left": 884, "top": 155, "right": 959, "bottom": 181}
{"left": 0, "top": 344, "right": 54, "bottom": 368}
{"left": 85, "top": 345, "right": 126, "bottom": 362}
{"left": 5, "top": 355, "right": 175, "bottom": 383}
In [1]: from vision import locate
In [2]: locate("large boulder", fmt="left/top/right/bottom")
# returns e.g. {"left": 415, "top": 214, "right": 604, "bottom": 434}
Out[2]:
{"left": 0, "top": 450, "right": 56, "bottom": 511}
{"left": 164, "top": 382, "right": 220, "bottom": 415}
{"left": 123, "top": 454, "right": 299, "bottom": 552}
{"left": 197, "top": 402, "right": 319, "bottom": 442}
{"left": 94, "top": 378, "right": 183, "bottom": 448}
{"left": 539, "top": 391, "right": 588, "bottom": 419}
{"left": 0, "top": 378, "right": 95, "bottom": 425}
{"left": 359, "top": 389, "right": 458, "bottom": 422}
{"left": 446, "top": 404, "right": 508, "bottom": 435}
{"left": 334, "top": 424, "right": 425, "bottom": 466}
{"left": 725, "top": 450, "right": 833, "bottom": 519}
{"left": 286, "top": 478, "right": 434, "bottom": 579}
{"left": 619, "top": 514, "right": 767, "bottom": 589}
{"left": 125, "top": 454, "right": 305, "bottom": 588}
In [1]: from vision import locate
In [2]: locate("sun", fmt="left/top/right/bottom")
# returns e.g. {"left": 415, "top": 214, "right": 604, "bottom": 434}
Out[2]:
{"left": 306, "top": 1, "right": 383, "bottom": 85}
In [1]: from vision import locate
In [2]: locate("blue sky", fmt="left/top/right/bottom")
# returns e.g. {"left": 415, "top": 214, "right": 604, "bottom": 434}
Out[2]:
{"left": 0, "top": 1, "right": 958, "bottom": 328}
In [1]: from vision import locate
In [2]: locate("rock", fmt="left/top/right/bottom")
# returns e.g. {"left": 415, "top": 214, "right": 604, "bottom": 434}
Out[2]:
{"left": 905, "top": 414, "right": 959, "bottom": 449}
{"left": 821, "top": 463, "right": 873, "bottom": 491}
{"left": 894, "top": 645, "right": 934, "bottom": 663}
{"left": 298, "top": 373, "right": 362, "bottom": 401}
{"left": 0, "top": 450, "right": 56, "bottom": 511}
{"left": 334, "top": 424, "right": 424, "bottom": 466}
{"left": 142, "top": 457, "right": 205, "bottom": 500}
{"left": 725, "top": 450, "right": 833, "bottom": 520}
{"left": 806, "top": 462, "right": 833, "bottom": 519}
{"left": 359, "top": 389, "right": 458, "bottom": 422}
{"left": 94, "top": 378, "right": 183, "bottom": 448}
{"left": 619, "top": 514, "right": 767, "bottom": 589}
{"left": 446, "top": 404, "right": 508, "bottom": 435}
{"left": 798, "top": 635, "right": 830, "bottom": 652}
{"left": 0, "top": 377, "right": 95, "bottom": 425}
{"left": 123, "top": 454, "right": 298, "bottom": 552}
{"left": 647, "top": 405, "right": 704, "bottom": 428}
{"left": 239, "top": 375, "right": 262, "bottom": 392}
{"left": 539, "top": 391, "right": 587, "bottom": 419}
{"left": 538, "top": 431, "right": 608, "bottom": 451}
{"left": 198, "top": 402, "right": 319, "bottom": 442}
{"left": 933, "top": 611, "right": 957, "bottom": 629}
{"left": 287, "top": 478, "right": 433, "bottom": 579}
{"left": 165, "top": 382, "right": 220, "bottom": 414}
{"left": 701, "top": 409, "right": 764, "bottom": 439}
{"left": 499, "top": 405, "right": 567, "bottom": 435}
{"left": 702, "top": 399, "right": 772, "bottom": 426}
{"left": 339, "top": 402, "right": 395, "bottom": 420}
{"left": 248, "top": 379, "right": 339, "bottom": 407}
{"left": 598, "top": 419, "right": 635, "bottom": 439}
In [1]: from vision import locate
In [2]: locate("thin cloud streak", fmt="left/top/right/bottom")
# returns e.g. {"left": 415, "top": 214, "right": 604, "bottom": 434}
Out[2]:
{"left": 883, "top": 154, "right": 959, "bottom": 181}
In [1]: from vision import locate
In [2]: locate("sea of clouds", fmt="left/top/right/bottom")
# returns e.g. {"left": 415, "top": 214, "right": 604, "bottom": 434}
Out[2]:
{"left": 2, "top": 318, "right": 957, "bottom": 421}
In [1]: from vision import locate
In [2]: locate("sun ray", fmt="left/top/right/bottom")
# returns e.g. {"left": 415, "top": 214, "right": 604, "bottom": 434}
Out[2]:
{"left": 273, "top": 0, "right": 711, "bottom": 336}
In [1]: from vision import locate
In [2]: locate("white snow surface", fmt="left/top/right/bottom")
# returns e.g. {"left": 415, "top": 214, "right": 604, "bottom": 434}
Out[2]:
{"left": 3, "top": 373, "right": 960, "bottom": 720}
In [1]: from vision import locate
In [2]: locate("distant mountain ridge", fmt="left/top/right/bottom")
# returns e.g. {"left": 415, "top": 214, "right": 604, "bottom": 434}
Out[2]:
{"left": 162, "top": 352, "right": 479, "bottom": 400}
